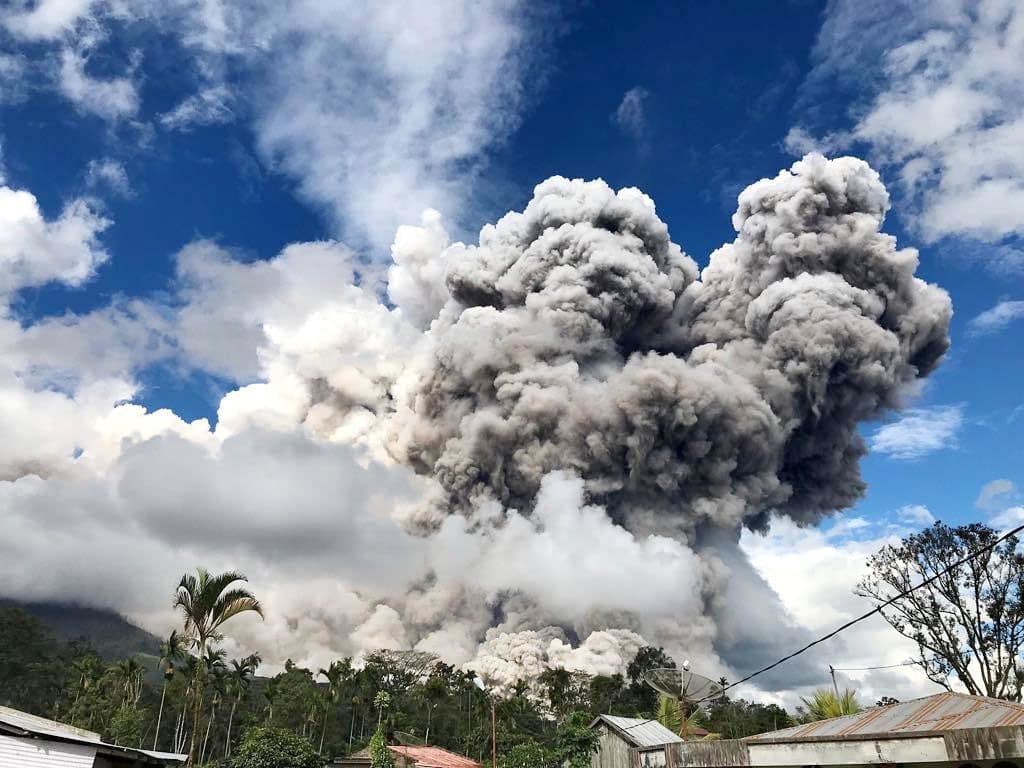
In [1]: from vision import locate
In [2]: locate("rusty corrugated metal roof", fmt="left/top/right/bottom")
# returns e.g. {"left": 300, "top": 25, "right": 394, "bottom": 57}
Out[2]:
{"left": 389, "top": 745, "right": 481, "bottom": 768}
{"left": 748, "top": 692, "right": 1024, "bottom": 743}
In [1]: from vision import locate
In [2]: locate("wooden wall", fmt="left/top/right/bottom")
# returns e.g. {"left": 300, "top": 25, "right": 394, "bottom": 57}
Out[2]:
{"left": 591, "top": 723, "right": 636, "bottom": 768}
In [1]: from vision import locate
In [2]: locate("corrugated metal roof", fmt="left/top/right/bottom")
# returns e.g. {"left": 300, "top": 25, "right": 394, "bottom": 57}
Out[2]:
{"left": 748, "top": 692, "right": 1024, "bottom": 743}
{"left": 592, "top": 715, "right": 684, "bottom": 747}
{"left": 0, "top": 706, "right": 101, "bottom": 744}
{"left": 389, "top": 745, "right": 481, "bottom": 768}
{"left": 0, "top": 705, "right": 186, "bottom": 764}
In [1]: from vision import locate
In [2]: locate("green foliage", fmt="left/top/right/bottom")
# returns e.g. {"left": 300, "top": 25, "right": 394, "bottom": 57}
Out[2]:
{"left": 0, "top": 603, "right": 804, "bottom": 766}
{"left": 624, "top": 647, "right": 675, "bottom": 716}
{"left": 108, "top": 706, "right": 148, "bottom": 747}
{"left": 704, "top": 695, "right": 791, "bottom": 738}
{"left": 230, "top": 726, "right": 321, "bottom": 768}
{"left": 500, "top": 740, "right": 554, "bottom": 768}
{"left": 0, "top": 605, "right": 77, "bottom": 714}
{"left": 656, "top": 695, "right": 681, "bottom": 733}
{"left": 369, "top": 725, "right": 394, "bottom": 768}
{"left": 264, "top": 664, "right": 318, "bottom": 732}
{"left": 553, "top": 711, "right": 599, "bottom": 768}
{"left": 0, "top": 599, "right": 160, "bottom": 661}
{"left": 799, "top": 688, "right": 861, "bottom": 722}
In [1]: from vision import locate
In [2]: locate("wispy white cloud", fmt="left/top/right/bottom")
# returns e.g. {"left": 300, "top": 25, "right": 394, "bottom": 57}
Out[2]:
{"left": 86, "top": 158, "right": 131, "bottom": 197}
{"left": 793, "top": 0, "right": 1024, "bottom": 265}
{"left": 1, "top": 0, "right": 549, "bottom": 248}
{"left": 58, "top": 47, "right": 139, "bottom": 121}
{"left": 976, "top": 478, "right": 1018, "bottom": 511}
{"left": 1, "top": 0, "right": 100, "bottom": 41}
{"left": 895, "top": 504, "right": 934, "bottom": 526}
{"left": 870, "top": 404, "right": 964, "bottom": 460}
{"left": 159, "top": 85, "right": 234, "bottom": 132}
{"left": 612, "top": 86, "right": 650, "bottom": 144}
{"left": 968, "top": 299, "right": 1024, "bottom": 336}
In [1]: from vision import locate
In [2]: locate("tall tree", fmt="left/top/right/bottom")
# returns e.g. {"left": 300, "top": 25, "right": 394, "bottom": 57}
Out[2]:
{"left": 319, "top": 659, "right": 350, "bottom": 754}
{"left": 173, "top": 568, "right": 263, "bottom": 765}
{"left": 154, "top": 630, "right": 185, "bottom": 750}
{"left": 200, "top": 648, "right": 228, "bottom": 763}
{"left": 858, "top": 522, "right": 1024, "bottom": 700}
{"left": 114, "top": 657, "right": 144, "bottom": 709}
{"left": 225, "top": 653, "right": 261, "bottom": 758}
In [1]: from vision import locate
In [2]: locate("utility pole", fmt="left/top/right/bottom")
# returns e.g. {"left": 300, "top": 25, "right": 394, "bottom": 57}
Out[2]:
{"left": 491, "top": 698, "right": 497, "bottom": 768}
{"left": 474, "top": 676, "right": 498, "bottom": 768}
{"left": 829, "top": 665, "right": 840, "bottom": 697}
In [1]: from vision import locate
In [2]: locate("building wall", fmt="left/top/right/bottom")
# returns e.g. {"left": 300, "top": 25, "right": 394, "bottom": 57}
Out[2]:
{"left": 0, "top": 734, "right": 97, "bottom": 768}
{"left": 592, "top": 724, "right": 635, "bottom": 768}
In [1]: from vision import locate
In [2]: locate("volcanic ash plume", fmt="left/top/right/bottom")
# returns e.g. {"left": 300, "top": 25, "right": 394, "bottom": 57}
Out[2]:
{"left": 393, "top": 154, "right": 951, "bottom": 540}
{"left": 285, "top": 153, "right": 944, "bottom": 686}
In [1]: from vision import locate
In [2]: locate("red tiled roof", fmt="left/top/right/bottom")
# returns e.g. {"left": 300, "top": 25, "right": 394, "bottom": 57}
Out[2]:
{"left": 388, "top": 745, "right": 481, "bottom": 768}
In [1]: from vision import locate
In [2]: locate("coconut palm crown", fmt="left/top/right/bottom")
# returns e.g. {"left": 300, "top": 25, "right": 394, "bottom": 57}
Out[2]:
{"left": 173, "top": 568, "right": 263, "bottom": 766}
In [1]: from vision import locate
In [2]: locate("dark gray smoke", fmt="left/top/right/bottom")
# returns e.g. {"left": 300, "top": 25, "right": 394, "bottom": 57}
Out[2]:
{"left": 400, "top": 154, "right": 951, "bottom": 540}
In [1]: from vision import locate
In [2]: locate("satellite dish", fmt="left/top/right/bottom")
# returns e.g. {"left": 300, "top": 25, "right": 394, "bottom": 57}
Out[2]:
{"left": 644, "top": 667, "right": 723, "bottom": 703}
{"left": 644, "top": 667, "right": 723, "bottom": 740}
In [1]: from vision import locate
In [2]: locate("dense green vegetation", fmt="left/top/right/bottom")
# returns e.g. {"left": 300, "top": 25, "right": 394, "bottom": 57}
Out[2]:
{"left": 0, "top": 571, "right": 803, "bottom": 767}
{"left": 0, "top": 599, "right": 160, "bottom": 660}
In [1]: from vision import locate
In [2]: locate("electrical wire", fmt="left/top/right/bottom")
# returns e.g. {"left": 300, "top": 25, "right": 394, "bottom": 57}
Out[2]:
{"left": 699, "top": 521, "right": 1024, "bottom": 702}
{"left": 830, "top": 658, "right": 931, "bottom": 672}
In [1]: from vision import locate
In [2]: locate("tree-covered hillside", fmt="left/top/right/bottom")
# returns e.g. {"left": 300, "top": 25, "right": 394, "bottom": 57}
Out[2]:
{"left": 0, "top": 599, "right": 159, "bottom": 660}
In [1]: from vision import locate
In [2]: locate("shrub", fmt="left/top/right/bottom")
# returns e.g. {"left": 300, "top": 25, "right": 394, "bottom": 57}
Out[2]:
{"left": 230, "top": 726, "right": 321, "bottom": 768}
{"left": 369, "top": 725, "right": 394, "bottom": 768}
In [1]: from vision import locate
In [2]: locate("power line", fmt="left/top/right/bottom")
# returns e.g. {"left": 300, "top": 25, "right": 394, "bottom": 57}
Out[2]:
{"left": 702, "top": 521, "right": 1024, "bottom": 701}
{"left": 830, "top": 658, "right": 930, "bottom": 672}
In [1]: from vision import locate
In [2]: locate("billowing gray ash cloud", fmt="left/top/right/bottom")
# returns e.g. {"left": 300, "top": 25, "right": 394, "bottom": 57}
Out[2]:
{"left": 395, "top": 154, "right": 950, "bottom": 541}
{"left": 325, "top": 153, "right": 949, "bottom": 692}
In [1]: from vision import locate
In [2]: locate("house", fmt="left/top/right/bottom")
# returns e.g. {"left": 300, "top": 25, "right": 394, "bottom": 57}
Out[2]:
{"left": 0, "top": 704, "right": 186, "bottom": 767}
{"left": 589, "top": 715, "right": 685, "bottom": 768}
{"left": 652, "top": 692, "right": 1024, "bottom": 768}
{"left": 329, "top": 743, "right": 481, "bottom": 768}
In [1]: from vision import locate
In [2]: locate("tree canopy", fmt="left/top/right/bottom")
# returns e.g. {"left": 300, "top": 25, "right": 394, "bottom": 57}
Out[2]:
{"left": 858, "top": 521, "right": 1024, "bottom": 700}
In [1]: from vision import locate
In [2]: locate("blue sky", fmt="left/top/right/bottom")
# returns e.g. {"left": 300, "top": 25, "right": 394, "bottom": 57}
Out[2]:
{"left": 0, "top": 0, "right": 1022, "bottom": 700}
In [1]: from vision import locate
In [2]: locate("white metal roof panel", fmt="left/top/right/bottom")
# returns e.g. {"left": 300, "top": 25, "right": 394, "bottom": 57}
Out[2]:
{"left": 0, "top": 706, "right": 100, "bottom": 744}
{"left": 0, "top": 733, "right": 97, "bottom": 768}
{"left": 595, "top": 715, "right": 684, "bottom": 747}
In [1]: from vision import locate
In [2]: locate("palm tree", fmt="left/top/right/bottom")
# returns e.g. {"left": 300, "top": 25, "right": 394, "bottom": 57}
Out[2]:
{"left": 224, "top": 653, "right": 260, "bottom": 758}
{"left": 68, "top": 656, "right": 102, "bottom": 727}
{"left": 153, "top": 630, "right": 185, "bottom": 750}
{"left": 800, "top": 688, "right": 861, "bottom": 722}
{"left": 174, "top": 654, "right": 201, "bottom": 755}
{"left": 264, "top": 677, "right": 280, "bottom": 724}
{"left": 115, "top": 657, "right": 145, "bottom": 709}
{"left": 200, "top": 648, "right": 228, "bottom": 763}
{"left": 656, "top": 694, "right": 681, "bottom": 733}
{"left": 173, "top": 568, "right": 263, "bottom": 766}
{"left": 319, "top": 659, "right": 350, "bottom": 754}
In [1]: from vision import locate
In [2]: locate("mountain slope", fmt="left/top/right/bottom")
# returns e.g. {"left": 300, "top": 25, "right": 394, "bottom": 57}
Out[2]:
{"left": 0, "top": 599, "right": 160, "bottom": 660}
